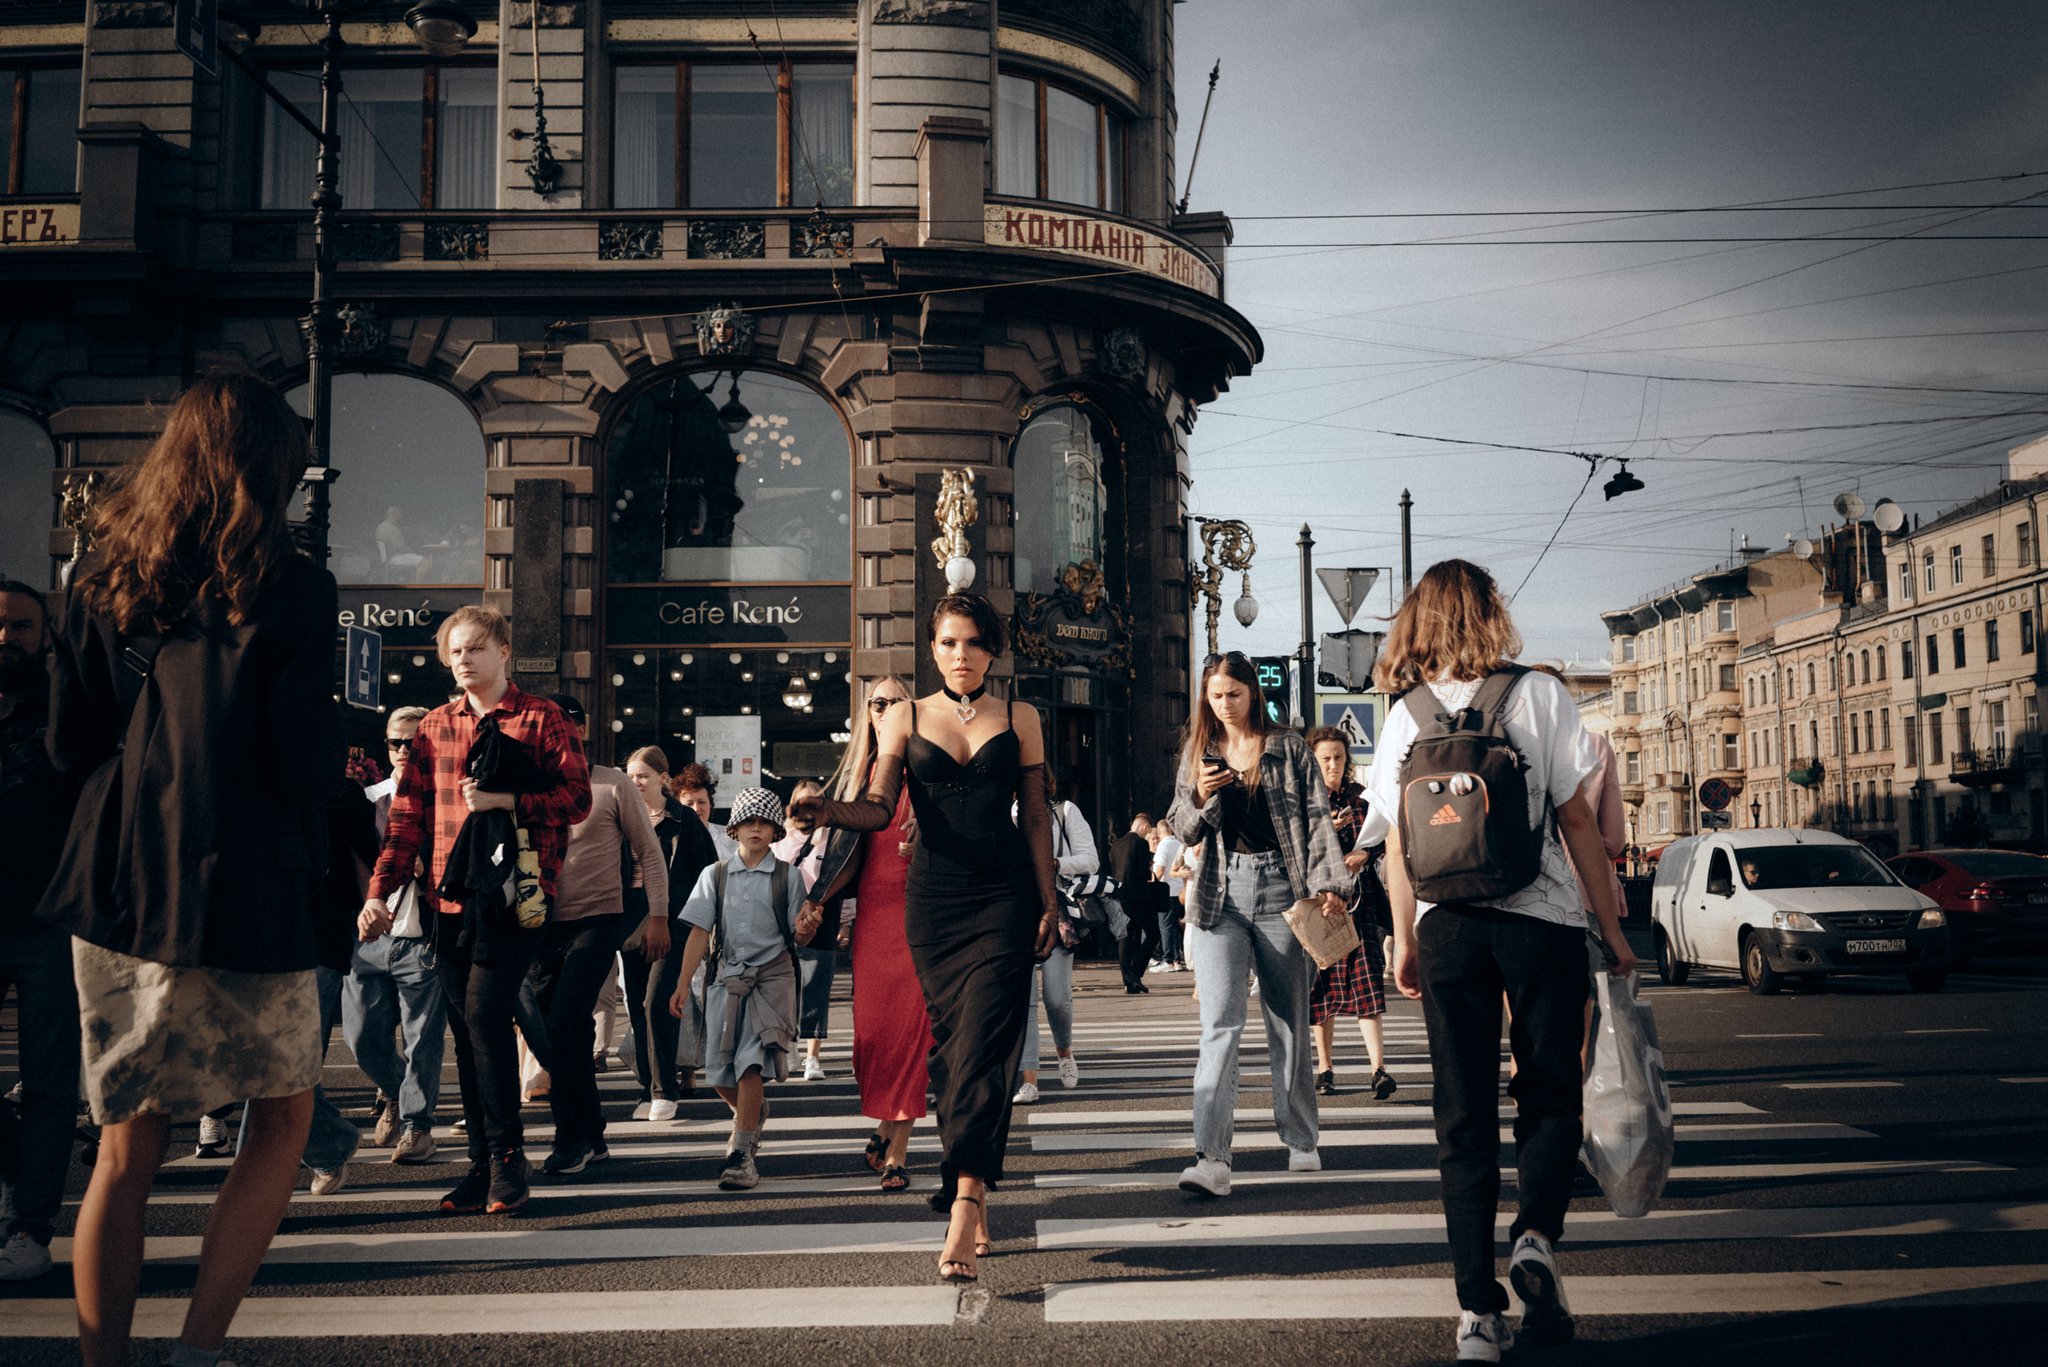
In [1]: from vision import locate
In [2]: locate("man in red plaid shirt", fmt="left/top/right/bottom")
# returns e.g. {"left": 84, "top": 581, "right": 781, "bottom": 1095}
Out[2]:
{"left": 360, "top": 605, "right": 591, "bottom": 1214}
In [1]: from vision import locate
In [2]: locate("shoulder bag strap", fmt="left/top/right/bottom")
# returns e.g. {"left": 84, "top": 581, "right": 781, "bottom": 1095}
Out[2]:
{"left": 771, "top": 860, "right": 797, "bottom": 959}
{"left": 709, "top": 859, "right": 728, "bottom": 963}
{"left": 1470, "top": 665, "right": 1530, "bottom": 735}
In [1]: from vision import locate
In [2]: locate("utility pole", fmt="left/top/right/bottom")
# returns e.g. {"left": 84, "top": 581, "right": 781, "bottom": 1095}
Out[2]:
{"left": 1297, "top": 523, "right": 1315, "bottom": 729}
{"left": 1399, "top": 489, "right": 1414, "bottom": 596}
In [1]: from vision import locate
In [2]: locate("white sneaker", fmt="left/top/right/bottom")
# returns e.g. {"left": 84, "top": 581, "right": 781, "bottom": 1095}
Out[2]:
{"left": 1057, "top": 1055, "right": 1080, "bottom": 1088}
{"left": 631, "top": 1100, "right": 654, "bottom": 1121}
{"left": 1147, "top": 961, "right": 1169, "bottom": 974}
{"left": 803, "top": 1056, "right": 826, "bottom": 1081}
{"left": 309, "top": 1165, "right": 348, "bottom": 1197}
{"left": 1457, "top": 1310, "right": 1515, "bottom": 1362}
{"left": 1012, "top": 1082, "right": 1040, "bottom": 1104}
{"left": 1177, "top": 1156, "right": 1231, "bottom": 1197}
{"left": 194, "top": 1113, "right": 232, "bottom": 1159}
{"left": 1509, "top": 1231, "right": 1574, "bottom": 1346}
{"left": 0, "top": 1231, "right": 52, "bottom": 1282}
{"left": 1287, "top": 1147, "right": 1322, "bottom": 1172}
{"left": 649, "top": 1098, "right": 678, "bottom": 1122}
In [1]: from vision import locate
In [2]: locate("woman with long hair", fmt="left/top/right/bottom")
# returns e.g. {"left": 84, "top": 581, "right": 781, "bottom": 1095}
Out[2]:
{"left": 792, "top": 597, "right": 1060, "bottom": 1283}
{"left": 622, "top": 745, "right": 718, "bottom": 1115}
{"left": 1366, "top": 559, "right": 1634, "bottom": 1361}
{"left": 41, "top": 373, "right": 346, "bottom": 1367}
{"left": 803, "top": 674, "right": 930, "bottom": 1189}
{"left": 1163, "top": 653, "right": 1351, "bottom": 1198}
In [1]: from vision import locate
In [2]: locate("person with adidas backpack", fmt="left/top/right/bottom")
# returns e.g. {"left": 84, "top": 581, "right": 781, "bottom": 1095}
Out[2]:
{"left": 1364, "top": 559, "right": 1635, "bottom": 1364}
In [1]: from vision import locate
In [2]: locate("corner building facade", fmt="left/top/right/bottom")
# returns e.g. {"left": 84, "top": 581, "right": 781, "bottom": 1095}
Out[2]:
{"left": 0, "top": 1, "right": 1259, "bottom": 837}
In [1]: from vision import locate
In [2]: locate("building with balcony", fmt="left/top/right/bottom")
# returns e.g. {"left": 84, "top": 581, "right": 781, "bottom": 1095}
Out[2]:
{"left": 0, "top": 1, "right": 1259, "bottom": 839}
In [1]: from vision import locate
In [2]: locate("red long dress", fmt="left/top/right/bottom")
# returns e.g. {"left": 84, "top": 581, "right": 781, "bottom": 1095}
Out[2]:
{"left": 850, "top": 787, "right": 932, "bottom": 1121}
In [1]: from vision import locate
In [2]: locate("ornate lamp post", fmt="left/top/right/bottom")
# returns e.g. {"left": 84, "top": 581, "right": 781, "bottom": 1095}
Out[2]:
{"left": 1750, "top": 794, "right": 1763, "bottom": 829}
{"left": 1193, "top": 516, "right": 1257, "bottom": 661}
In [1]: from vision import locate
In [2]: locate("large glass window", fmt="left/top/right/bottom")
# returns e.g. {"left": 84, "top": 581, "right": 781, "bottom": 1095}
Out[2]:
{"left": 0, "top": 408, "right": 56, "bottom": 587}
{"left": 995, "top": 68, "right": 1127, "bottom": 212}
{"left": 607, "top": 369, "right": 852, "bottom": 584}
{"left": 4, "top": 66, "right": 82, "bottom": 194}
{"left": 605, "top": 646, "right": 851, "bottom": 784}
{"left": 612, "top": 61, "right": 853, "bottom": 209}
{"left": 261, "top": 65, "right": 495, "bottom": 210}
{"left": 285, "top": 374, "right": 486, "bottom": 584}
{"left": 1011, "top": 402, "right": 1113, "bottom": 598}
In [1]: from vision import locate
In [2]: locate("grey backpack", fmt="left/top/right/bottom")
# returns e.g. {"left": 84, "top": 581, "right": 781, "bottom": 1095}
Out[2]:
{"left": 1395, "top": 666, "right": 1546, "bottom": 903}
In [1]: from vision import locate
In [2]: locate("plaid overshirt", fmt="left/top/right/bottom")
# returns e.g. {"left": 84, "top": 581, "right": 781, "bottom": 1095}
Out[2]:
{"left": 369, "top": 683, "right": 593, "bottom": 915}
{"left": 1164, "top": 729, "right": 1351, "bottom": 931}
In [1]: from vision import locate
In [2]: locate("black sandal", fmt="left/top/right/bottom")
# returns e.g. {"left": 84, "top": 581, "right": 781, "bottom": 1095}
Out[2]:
{"left": 880, "top": 1164, "right": 910, "bottom": 1192}
{"left": 863, "top": 1130, "right": 889, "bottom": 1173}
{"left": 938, "top": 1195, "right": 981, "bottom": 1283}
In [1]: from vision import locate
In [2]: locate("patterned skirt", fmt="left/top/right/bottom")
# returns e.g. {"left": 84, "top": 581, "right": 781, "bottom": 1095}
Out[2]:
{"left": 72, "top": 937, "right": 322, "bottom": 1126}
{"left": 1310, "top": 932, "right": 1386, "bottom": 1025}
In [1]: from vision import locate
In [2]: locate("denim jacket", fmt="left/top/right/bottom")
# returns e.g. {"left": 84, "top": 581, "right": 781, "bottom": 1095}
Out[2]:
{"left": 1163, "top": 729, "right": 1351, "bottom": 931}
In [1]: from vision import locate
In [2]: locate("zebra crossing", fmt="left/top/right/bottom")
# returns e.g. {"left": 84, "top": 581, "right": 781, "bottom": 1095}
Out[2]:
{"left": 3, "top": 958, "right": 2045, "bottom": 1359}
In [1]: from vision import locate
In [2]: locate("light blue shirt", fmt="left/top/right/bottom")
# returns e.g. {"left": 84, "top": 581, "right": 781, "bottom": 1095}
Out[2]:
{"left": 681, "top": 851, "right": 805, "bottom": 970}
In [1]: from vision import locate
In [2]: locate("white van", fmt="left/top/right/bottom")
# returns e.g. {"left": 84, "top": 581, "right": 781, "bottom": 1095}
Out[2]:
{"left": 1649, "top": 829, "right": 1949, "bottom": 994}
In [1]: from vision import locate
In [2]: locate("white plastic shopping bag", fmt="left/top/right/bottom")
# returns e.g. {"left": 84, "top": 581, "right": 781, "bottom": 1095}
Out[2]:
{"left": 1580, "top": 966, "right": 1674, "bottom": 1218}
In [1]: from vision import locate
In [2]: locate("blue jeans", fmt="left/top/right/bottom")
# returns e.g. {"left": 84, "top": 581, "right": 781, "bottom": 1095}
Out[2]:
{"left": 241, "top": 964, "right": 359, "bottom": 1172}
{"left": 342, "top": 933, "right": 447, "bottom": 1132}
{"left": 1021, "top": 947, "right": 1074, "bottom": 1071}
{"left": 0, "top": 920, "right": 79, "bottom": 1244}
{"left": 1187, "top": 849, "right": 1317, "bottom": 1162}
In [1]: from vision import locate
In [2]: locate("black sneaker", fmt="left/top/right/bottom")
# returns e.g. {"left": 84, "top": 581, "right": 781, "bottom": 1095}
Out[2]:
{"left": 542, "top": 1142, "right": 593, "bottom": 1176}
{"left": 1372, "top": 1067, "right": 1398, "bottom": 1101}
{"left": 440, "top": 1159, "right": 491, "bottom": 1213}
{"left": 589, "top": 1139, "right": 610, "bottom": 1163}
{"left": 1315, "top": 1069, "right": 1337, "bottom": 1097}
{"left": 486, "top": 1150, "right": 533, "bottom": 1213}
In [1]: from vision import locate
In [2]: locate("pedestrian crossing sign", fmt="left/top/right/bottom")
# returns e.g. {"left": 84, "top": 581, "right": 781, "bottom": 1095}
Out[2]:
{"left": 1319, "top": 693, "right": 1386, "bottom": 761}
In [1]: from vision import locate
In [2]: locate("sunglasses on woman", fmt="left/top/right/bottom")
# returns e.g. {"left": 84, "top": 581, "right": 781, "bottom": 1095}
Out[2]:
{"left": 867, "top": 696, "right": 904, "bottom": 712}
{"left": 1200, "top": 650, "right": 1250, "bottom": 671}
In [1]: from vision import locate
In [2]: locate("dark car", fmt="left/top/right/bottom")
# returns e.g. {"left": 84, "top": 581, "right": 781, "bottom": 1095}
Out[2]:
{"left": 1886, "top": 850, "right": 2048, "bottom": 967}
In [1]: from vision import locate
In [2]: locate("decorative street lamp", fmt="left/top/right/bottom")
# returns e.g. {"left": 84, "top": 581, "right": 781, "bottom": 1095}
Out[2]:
{"left": 1750, "top": 794, "right": 1763, "bottom": 829}
{"left": 1194, "top": 516, "right": 1257, "bottom": 660}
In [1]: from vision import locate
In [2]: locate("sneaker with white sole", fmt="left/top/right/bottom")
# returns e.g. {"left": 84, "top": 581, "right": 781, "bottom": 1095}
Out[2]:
{"left": 718, "top": 1149, "right": 759, "bottom": 1190}
{"left": 1012, "top": 1081, "right": 1039, "bottom": 1105}
{"left": 1287, "top": 1147, "right": 1322, "bottom": 1172}
{"left": 1177, "top": 1156, "right": 1231, "bottom": 1197}
{"left": 802, "top": 1056, "right": 826, "bottom": 1081}
{"left": 0, "top": 1231, "right": 53, "bottom": 1282}
{"left": 631, "top": 1100, "right": 654, "bottom": 1121}
{"left": 391, "top": 1127, "right": 437, "bottom": 1165}
{"left": 1057, "top": 1055, "right": 1080, "bottom": 1088}
{"left": 371, "top": 1095, "right": 400, "bottom": 1149}
{"left": 309, "top": 1164, "right": 349, "bottom": 1197}
{"left": 649, "top": 1098, "right": 678, "bottom": 1122}
{"left": 193, "top": 1113, "right": 232, "bottom": 1160}
{"left": 1456, "top": 1310, "right": 1515, "bottom": 1362}
{"left": 1509, "top": 1231, "right": 1573, "bottom": 1346}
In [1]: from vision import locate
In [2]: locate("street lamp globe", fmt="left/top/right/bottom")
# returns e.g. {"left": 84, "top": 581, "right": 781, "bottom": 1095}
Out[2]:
{"left": 405, "top": 0, "right": 477, "bottom": 58}
{"left": 1233, "top": 572, "right": 1259, "bottom": 628}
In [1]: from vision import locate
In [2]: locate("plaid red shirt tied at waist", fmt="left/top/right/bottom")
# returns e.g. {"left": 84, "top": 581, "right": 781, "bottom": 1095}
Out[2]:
{"left": 368, "top": 683, "right": 593, "bottom": 915}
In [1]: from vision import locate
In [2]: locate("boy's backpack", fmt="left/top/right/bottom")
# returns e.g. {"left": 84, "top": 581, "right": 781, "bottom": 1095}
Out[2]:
{"left": 1395, "top": 666, "right": 1546, "bottom": 904}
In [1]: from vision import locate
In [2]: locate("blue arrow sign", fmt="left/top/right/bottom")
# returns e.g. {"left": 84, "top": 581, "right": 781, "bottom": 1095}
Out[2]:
{"left": 345, "top": 624, "right": 382, "bottom": 711}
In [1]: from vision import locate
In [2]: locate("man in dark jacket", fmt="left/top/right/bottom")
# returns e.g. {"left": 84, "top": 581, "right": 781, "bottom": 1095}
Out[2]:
{"left": 1109, "top": 814, "right": 1160, "bottom": 994}
{"left": 0, "top": 582, "right": 74, "bottom": 1281}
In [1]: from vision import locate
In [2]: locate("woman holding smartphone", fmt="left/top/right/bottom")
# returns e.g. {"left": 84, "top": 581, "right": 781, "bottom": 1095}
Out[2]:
{"left": 1163, "top": 652, "right": 1351, "bottom": 1198}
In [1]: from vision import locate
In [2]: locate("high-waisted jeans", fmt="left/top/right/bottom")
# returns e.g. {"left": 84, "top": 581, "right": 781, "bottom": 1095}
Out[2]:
{"left": 1020, "top": 946, "right": 1074, "bottom": 1071}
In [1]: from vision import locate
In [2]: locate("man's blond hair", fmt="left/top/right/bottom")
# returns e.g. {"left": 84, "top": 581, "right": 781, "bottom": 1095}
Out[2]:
{"left": 434, "top": 604, "right": 511, "bottom": 664}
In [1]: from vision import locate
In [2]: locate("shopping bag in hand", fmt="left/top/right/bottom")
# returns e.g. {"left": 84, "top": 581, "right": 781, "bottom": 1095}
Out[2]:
{"left": 1580, "top": 965, "right": 1674, "bottom": 1218}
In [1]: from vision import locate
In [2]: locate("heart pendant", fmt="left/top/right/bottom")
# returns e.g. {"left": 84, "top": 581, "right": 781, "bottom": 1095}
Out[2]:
{"left": 954, "top": 704, "right": 977, "bottom": 723}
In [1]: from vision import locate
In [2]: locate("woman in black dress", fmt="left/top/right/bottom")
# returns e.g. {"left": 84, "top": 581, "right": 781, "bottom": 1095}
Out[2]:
{"left": 791, "top": 594, "right": 1059, "bottom": 1284}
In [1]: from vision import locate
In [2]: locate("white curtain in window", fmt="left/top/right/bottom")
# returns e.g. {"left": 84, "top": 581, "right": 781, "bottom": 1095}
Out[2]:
{"left": 436, "top": 67, "right": 496, "bottom": 210}
{"left": 260, "top": 70, "right": 322, "bottom": 209}
{"left": 792, "top": 64, "right": 854, "bottom": 206}
{"left": 996, "top": 74, "right": 1036, "bottom": 197}
{"left": 1045, "top": 85, "right": 1097, "bottom": 207}
{"left": 263, "top": 68, "right": 422, "bottom": 210}
{"left": 613, "top": 67, "right": 675, "bottom": 209}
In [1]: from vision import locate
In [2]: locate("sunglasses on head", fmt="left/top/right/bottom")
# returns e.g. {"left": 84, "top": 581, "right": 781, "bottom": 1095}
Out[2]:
{"left": 1200, "top": 650, "right": 1250, "bottom": 671}
{"left": 386, "top": 736, "right": 414, "bottom": 751}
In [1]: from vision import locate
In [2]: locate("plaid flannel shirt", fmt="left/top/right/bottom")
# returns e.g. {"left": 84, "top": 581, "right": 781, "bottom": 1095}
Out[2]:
{"left": 1163, "top": 729, "right": 1351, "bottom": 932}
{"left": 369, "top": 683, "right": 593, "bottom": 915}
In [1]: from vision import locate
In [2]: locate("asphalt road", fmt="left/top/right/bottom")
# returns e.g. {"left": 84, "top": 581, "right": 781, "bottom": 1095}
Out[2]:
{"left": 3, "top": 930, "right": 2043, "bottom": 1366}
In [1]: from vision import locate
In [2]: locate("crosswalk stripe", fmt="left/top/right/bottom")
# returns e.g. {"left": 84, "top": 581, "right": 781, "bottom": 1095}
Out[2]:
{"left": 1023, "top": 1101, "right": 1762, "bottom": 1125}
{"left": 1035, "top": 1201, "right": 2048, "bottom": 1249}
{"left": 1033, "top": 1158, "right": 2009, "bottom": 1189}
{"left": 0, "top": 1287, "right": 965, "bottom": 1337}
{"left": 98, "top": 1174, "right": 952, "bottom": 1205}
{"left": 1041, "top": 1266, "right": 2048, "bottom": 1322}
{"left": 1030, "top": 1122, "right": 1874, "bottom": 1151}
{"left": 1782, "top": 1080, "right": 1904, "bottom": 1088}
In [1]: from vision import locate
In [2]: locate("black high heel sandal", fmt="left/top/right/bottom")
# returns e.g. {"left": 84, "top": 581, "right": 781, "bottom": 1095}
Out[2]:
{"left": 938, "top": 1195, "right": 982, "bottom": 1283}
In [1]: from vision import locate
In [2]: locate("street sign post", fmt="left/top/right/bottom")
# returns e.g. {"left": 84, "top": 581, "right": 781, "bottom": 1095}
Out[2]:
{"left": 1319, "top": 629, "right": 1384, "bottom": 692}
{"left": 1701, "top": 810, "right": 1732, "bottom": 829}
{"left": 344, "top": 624, "right": 382, "bottom": 711}
{"left": 1319, "top": 694, "right": 1387, "bottom": 764}
{"left": 1315, "top": 567, "right": 1379, "bottom": 626}
{"left": 173, "top": 0, "right": 218, "bottom": 76}
{"left": 1699, "top": 777, "right": 1734, "bottom": 812}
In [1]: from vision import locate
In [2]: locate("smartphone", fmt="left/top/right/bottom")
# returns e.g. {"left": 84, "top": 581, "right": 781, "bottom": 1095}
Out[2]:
{"left": 1203, "top": 752, "right": 1237, "bottom": 784}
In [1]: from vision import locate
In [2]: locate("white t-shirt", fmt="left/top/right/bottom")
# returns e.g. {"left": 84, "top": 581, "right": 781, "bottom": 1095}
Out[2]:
{"left": 1365, "top": 670, "right": 1599, "bottom": 927}
{"left": 1153, "top": 834, "right": 1185, "bottom": 895}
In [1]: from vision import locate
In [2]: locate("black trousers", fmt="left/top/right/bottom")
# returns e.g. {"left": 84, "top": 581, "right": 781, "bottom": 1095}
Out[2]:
{"left": 1118, "top": 900, "right": 1160, "bottom": 987}
{"left": 528, "top": 912, "right": 631, "bottom": 1147}
{"left": 622, "top": 933, "right": 690, "bottom": 1101}
{"left": 1417, "top": 903, "right": 1590, "bottom": 1314}
{"left": 436, "top": 913, "right": 542, "bottom": 1161}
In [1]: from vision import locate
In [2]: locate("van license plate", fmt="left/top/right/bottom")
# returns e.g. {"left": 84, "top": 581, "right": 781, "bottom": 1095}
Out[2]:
{"left": 1845, "top": 938, "right": 1906, "bottom": 953}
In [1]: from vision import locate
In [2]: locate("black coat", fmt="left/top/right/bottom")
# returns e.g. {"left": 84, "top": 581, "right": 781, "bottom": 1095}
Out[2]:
{"left": 39, "top": 553, "right": 346, "bottom": 973}
{"left": 0, "top": 673, "right": 67, "bottom": 937}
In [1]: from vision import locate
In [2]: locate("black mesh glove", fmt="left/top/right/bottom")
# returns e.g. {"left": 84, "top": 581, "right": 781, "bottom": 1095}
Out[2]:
{"left": 1014, "top": 763, "right": 1063, "bottom": 958}
{"left": 788, "top": 754, "right": 904, "bottom": 834}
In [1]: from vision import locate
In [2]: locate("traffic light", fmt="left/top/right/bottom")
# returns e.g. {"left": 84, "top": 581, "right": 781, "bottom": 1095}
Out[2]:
{"left": 1251, "top": 656, "right": 1291, "bottom": 725}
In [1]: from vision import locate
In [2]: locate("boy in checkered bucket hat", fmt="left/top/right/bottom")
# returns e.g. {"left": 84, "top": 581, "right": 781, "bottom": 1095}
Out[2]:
{"left": 670, "top": 786, "right": 816, "bottom": 1189}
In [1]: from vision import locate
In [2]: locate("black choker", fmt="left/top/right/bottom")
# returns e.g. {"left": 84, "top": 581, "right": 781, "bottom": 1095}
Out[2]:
{"left": 941, "top": 683, "right": 986, "bottom": 722}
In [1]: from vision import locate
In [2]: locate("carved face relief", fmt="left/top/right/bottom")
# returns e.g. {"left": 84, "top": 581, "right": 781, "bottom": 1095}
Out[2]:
{"left": 694, "top": 304, "right": 756, "bottom": 358}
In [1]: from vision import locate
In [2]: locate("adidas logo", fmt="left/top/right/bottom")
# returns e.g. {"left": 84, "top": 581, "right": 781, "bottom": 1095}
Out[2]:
{"left": 1429, "top": 803, "right": 1461, "bottom": 826}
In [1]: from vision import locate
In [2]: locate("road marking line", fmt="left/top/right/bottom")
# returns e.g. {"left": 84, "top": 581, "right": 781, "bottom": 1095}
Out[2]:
{"left": 2000, "top": 1076, "right": 2048, "bottom": 1083}
{"left": 1024, "top": 1101, "right": 1760, "bottom": 1126}
{"left": 1032, "top": 1159, "right": 2007, "bottom": 1189}
{"left": 1737, "top": 1033, "right": 1822, "bottom": 1038}
{"left": 1781, "top": 1081, "right": 1904, "bottom": 1089}
{"left": 1030, "top": 1122, "right": 1872, "bottom": 1152}
{"left": 1901, "top": 1028, "right": 1992, "bottom": 1034}
{"left": 1040, "top": 1266, "right": 2048, "bottom": 1322}
{"left": 0, "top": 1287, "right": 964, "bottom": 1337}
{"left": 100, "top": 1174, "right": 953, "bottom": 1206}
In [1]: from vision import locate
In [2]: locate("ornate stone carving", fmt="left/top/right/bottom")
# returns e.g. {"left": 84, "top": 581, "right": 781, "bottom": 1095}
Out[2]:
{"left": 231, "top": 222, "right": 297, "bottom": 262}
{"left": 332, "top": 303, "right": 389, "bottom": 357}
{"left": 797, "top": 209, "right": 853, "bottom": 259}
{"left": 1015, "top": 560, "right": 1135, "bottom": 676}
{"left": 507, "top": 2, "right": 581, "bottom": 26}
{"left": 1100, "top": 327, "right": 1145, "bottom": 383}
{"left": 598, "top": 220, "right": 663, "bottom": 260}
{"left": 93, "top": 2, "right": 172, "bottom": 28}
{"left": 687, "top": 220, "right": 766, "bottom": 260}
{"left": 931, "top": 467, "right": 979, "bottom": 591}
{"left": 426, "top": 221, "right": 490, "bottom": 261}
{"left": 872, "top": 0, "right": 988, "bottom": 26}
{"left": 332, "top": 223, "right": 400, "bottom": 262}
{"left": 692, "top": 303, "right": 756, "bottom": 358}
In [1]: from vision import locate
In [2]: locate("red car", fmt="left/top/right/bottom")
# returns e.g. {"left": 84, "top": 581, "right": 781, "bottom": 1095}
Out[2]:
{"left": 1885, "top": 849, "right": 2048, "bottom": 967}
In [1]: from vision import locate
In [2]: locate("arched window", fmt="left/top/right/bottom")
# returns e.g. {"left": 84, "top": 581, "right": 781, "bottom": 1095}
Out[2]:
{"left": 0, "top": 405, "right": 57, "bottom": 588}
{"left": 606, "top": 369, "right": 852, "bottom": 584}
{"left": 1011, "top": 400, "right": 1114, "bottom": 598}
{"left": 1806, "top": 661, "right": 1817, "bottom": 695}
{"left": 286, "top": 374, "right": 487, "bottom": 585}
{"left": 1860, "top": 649, "right": 1871, "bottom": 684}
{"left": 1876, "top": 644, "right": 1887, "bottom": 680}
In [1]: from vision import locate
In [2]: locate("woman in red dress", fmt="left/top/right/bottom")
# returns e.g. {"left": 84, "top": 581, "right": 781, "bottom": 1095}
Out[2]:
{"left": 817, "top": 676, "right": 931, "bottom": 1190}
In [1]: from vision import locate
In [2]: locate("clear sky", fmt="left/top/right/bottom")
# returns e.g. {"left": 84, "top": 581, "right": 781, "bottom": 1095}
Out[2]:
{"left": 1174, "top": 0, "right": 2048, "bottom": 666}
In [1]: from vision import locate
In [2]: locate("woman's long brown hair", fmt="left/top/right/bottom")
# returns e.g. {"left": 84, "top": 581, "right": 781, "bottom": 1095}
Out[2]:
{"left": 79, "top": 374, "right": 310, "bottom": 635}
{"left": 1179, "top": 653, "right": 1270, "bottom": 783}
{"left": 1372, "top": 558, "right": 1522, "bottom": 691}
